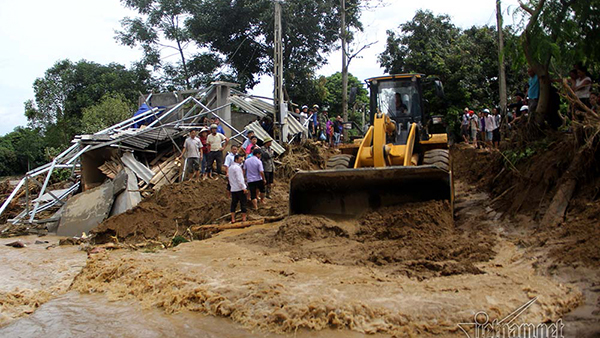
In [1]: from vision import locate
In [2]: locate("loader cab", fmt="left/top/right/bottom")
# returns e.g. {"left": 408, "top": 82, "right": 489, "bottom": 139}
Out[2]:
{"left": 366, "top": 74, "right": 444, "bottom": 144}
{"left": 367, "top": 74, "right": 424, "bottom": 123}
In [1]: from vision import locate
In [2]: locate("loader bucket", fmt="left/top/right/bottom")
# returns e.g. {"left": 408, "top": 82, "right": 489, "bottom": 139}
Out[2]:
{"left": 289, "top": 165, "right": 452, "bottom": 216}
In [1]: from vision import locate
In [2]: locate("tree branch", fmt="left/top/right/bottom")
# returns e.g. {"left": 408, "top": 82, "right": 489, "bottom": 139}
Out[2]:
{"left": 346, "top": 41, "right": 378, "bottom": 67}
{"left": 517, "top": 0, "right": 535, "bottom": 15}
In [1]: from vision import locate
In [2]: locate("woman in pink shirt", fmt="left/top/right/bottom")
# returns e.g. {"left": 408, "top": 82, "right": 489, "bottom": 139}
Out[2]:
{"left": 245, "top": 136, "right": 258, "bottom": 155}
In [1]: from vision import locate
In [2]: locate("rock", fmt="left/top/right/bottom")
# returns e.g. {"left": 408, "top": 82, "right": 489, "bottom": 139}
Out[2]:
{"left": 5, "top": 240, "right": 26, "bottom": 248}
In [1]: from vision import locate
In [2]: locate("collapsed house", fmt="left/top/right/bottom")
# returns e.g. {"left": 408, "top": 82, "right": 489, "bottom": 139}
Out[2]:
{"left": 0, "top": 82, "right": 308, "bottom": 237}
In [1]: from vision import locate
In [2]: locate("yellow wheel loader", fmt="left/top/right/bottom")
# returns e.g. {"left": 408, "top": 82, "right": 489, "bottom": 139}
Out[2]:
{"left": 289, "top": 74, "right": 453, "bottom": 216}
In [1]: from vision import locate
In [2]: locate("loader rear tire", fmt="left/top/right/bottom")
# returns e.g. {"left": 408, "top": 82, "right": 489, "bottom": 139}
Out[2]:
{"left": 326, "top": 154, "right": 356, "bottom": 169}
{"left": 422, "top": 149, "right": 450, "bottom": 171}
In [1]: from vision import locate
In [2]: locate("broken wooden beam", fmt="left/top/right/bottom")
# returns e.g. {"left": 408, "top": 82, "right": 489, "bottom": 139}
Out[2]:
{"left": 191, "top": 219, "right": 265, "bottom": 232}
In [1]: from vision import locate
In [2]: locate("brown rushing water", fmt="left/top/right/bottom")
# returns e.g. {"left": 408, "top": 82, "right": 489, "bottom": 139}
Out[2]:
{"left": 0, "top": 180, "right": 590, "bottom": 336}
{"left": 0, "top": 292, "right": 386, "bottom": 338}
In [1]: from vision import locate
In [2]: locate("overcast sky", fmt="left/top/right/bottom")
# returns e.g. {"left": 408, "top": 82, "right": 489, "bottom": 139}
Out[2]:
{"left": 0, "top": 0, "right": 521, "bottom": 136}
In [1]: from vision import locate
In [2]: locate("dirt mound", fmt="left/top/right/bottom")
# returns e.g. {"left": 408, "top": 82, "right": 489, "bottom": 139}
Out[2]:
{"left": 233, "top": 201, "right": 495, "bottom": 279}
{"left": 277, "top": 141, "right": 332, "bottom": 180}
{"left": 92, "top": 179, "right": 230, "bottom": 244}
{"left": 548, "top": 198, "right": 600, "bottom": 266}
{"left": 451, "top": 141, "right": 600, "bottom": 268}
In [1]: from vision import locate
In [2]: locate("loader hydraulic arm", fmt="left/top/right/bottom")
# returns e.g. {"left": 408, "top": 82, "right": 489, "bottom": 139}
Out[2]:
{"left": 355, "top": 113, "right": 417, "bottom": 168}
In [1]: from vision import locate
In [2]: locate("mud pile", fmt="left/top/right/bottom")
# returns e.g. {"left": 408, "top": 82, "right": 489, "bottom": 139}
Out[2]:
{"left": 277, "top": 141, "right": 332, "bottom": 180}
{"left": 451, "top": 142, "right": 600, "bottom": 268}
{"left": 92, "top": 179, "right": 230, "bottom": 244}
{"left": 233, "top": 201, "right": 495, "bottom": 279}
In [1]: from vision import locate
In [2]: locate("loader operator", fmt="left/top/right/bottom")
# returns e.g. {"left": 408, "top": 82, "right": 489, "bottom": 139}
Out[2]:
{"left": 394, "top": 93, "right": 409, "bottom": 117}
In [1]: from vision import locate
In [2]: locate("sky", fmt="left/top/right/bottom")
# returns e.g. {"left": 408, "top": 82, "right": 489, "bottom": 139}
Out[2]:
{"left": 0, "top": 0, "right": 521, "bottom": 136}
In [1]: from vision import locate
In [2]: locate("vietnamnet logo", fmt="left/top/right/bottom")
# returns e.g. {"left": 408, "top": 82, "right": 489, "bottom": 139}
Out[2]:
{"left": 457, "top": 297, "right": 564, "bottom": 338}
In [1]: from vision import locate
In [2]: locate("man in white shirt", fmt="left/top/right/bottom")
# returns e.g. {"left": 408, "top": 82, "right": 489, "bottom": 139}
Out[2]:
{"left": 300, "top": 105, "right": 308, "bottom": 125}
{"left": 483, "top": 109, "right": 497, "bottom": 148}
{"left": 206, "top": 124, "right": 229, "bottom": 179}
{"left": 461, "top": 108, "right": 470, "bottom": 143}
{"left": 228, "top": 154, "right": 247, "bottom": 223}
{"left": 223, "top": 145, "right": 239, "bottom": 198}
{"left": 178, "top": 129, "right": 202, "bottom": 181}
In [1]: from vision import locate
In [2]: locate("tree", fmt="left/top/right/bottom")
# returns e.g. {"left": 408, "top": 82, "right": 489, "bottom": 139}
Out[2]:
{"left": 378, "top": 10, "right": 525, "bottom": 110}
{"left": 81, "top": 93, "right": 134, "bottom": 134}
{"left": 116, "top": 0, "right": 223, "bottom": 90}
{"left": 25, "top": 59, "right": 153, "bottom": 147}
{"left": 516, "top": 0, "right": 600, "bottom": 128}
{"left": 323, "top": 72, "right": 368, "bottom": 123}
{"left": 0, "top": 127, "right": 46, "bottom": 175}
{"left": 184, "top": 0, "right": 362, "bottom": 91}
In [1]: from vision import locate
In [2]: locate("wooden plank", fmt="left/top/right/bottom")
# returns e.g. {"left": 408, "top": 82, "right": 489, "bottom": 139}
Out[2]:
{"left": 149, "top": 149, "right": 172, "bottom": 166}
{"left": 190, "top": 219, "right": 265, "bottom": 232}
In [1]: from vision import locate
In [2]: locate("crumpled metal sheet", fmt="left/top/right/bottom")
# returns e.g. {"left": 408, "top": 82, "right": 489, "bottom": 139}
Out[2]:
{"left": 245, "top": 121, "right": 286, "bottom": 155}
{"left": 121, "top": 152, "right": 154, "bottom": 184}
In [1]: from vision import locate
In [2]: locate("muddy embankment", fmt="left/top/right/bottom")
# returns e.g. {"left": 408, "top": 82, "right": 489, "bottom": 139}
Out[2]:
{"left": 2, "top": 141, "right": 595, "bottom": 336}
{"left": 452, "top": 142, "right": 600, "bottom": 336}
{"left": 68, "top": 142, "right": 584, "bottom": 336}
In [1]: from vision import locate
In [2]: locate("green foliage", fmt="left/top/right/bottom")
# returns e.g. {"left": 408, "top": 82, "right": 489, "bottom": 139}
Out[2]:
{"left": 168, "top": 0, "right": 362, "bottom": 90}
{"left": 117, "top": 0, "right": 221, "bottom": 89}
{"left": 81, "top": 93, "right": 134, "bottom": 134}
{"left": 171, "top": 235, "right": 189, "bottom": 247}
{"left": 517, "top": 0, "right": 600, "bottom": 73}
{"left": 0, "top": 127, "right": 46, "bottom": 175}
{"left": 502, "top": 147, "right": 536, "bottom": 166}
{"left": 379, "top": 10, "right": 526, "bottom": 111}
{"left": 322, "top": 72, "right": 368, "bottom": 122}
{"left": 51, "top": 169, "right": 72, "bottom": 183}
{"left": 444, "top": 107, "right": 462, "bottom": 140}
{"left": 25, "top": 59, "right": 152, "bottom": 149}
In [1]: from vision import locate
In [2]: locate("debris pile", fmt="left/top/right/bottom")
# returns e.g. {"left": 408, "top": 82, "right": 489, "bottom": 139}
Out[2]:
{"left": 91, "top": 179, "right": 230, "bottom": 244}
{"left": 1, "top": 83, "right": 303, "bottom": 238}
{"left": 97, "top": 158, "right": 124, "bottom": 179}
{"left": 277, "top": 141, "right": 333, "bottom": 180}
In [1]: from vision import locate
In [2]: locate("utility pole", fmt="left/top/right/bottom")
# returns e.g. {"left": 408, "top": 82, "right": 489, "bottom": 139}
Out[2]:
{"left": 340, "top": 0, "right": 348, "bottom": 140}
{"left": 496, "top": 0, "right": 507, "bottom": 116}
{"left": 273, "top": 0, "right": 287, "bottom": 142}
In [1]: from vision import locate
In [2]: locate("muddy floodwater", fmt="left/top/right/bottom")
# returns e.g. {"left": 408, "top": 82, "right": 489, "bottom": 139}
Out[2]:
{"left": 0, "top": 236, "right": 384, "bottom": 338}
{"left": 0, "top": 292, "right": 387, "bottom": 338}
{"left": 0, "top": 178, "right": 596, "bottom": 337}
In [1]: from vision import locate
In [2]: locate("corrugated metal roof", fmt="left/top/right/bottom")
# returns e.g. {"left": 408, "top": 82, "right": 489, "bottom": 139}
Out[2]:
{"left": 285, "top": 115, "right": 308, "bottom": 137}
{"left": 246, "top": 121, "right": 285, "bottom": 155}
{"left": 121, "top": 152, "right": 155, "bottom": 184}
{"left": 229, "top": 96, "right": 267, "bottom": 117}
{"left": 250, "top": 98, "right": 276, "bottom": 114}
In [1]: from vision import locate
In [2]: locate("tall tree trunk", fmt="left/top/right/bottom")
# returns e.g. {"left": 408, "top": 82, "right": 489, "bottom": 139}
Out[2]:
{"left": 340, "top": 0, "right": 348, "bottom": 140}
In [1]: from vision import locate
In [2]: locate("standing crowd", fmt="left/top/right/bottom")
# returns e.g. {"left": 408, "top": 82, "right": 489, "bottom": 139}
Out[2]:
{"left": 460, "top": 64, "right": 597, "bottom": 149}
{"left": 296, "top": 104, "right": 345, "bottom": 147}
{"left": 460, "top": 107, "right": 502, "bottom": 149}
{"left": 179, "top": 123, "right": 276, "bottom": 224}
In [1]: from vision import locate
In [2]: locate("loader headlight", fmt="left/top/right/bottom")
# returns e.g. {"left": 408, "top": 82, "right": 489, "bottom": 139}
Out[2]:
{"left": 432, "top": 117, "right": 443, "bottom": 125}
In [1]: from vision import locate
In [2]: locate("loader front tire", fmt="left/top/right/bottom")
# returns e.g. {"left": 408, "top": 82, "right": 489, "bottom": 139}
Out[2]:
{"left": 326, "top": 154, "right": 356, "bottom": 170}
{"left": 422, "top": 149, "right": 450, "bottom": 171}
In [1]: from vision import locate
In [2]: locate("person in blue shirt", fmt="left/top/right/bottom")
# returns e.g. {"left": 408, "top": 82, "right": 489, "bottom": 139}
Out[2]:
{"left": 311, "top": 105, "right": 319, "bottom": 139}
{"left": 527, "top": 68, "right": 539, "bottom": 114}
{"left": 214, "top": 117, "right": 226, "bottom": 135}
